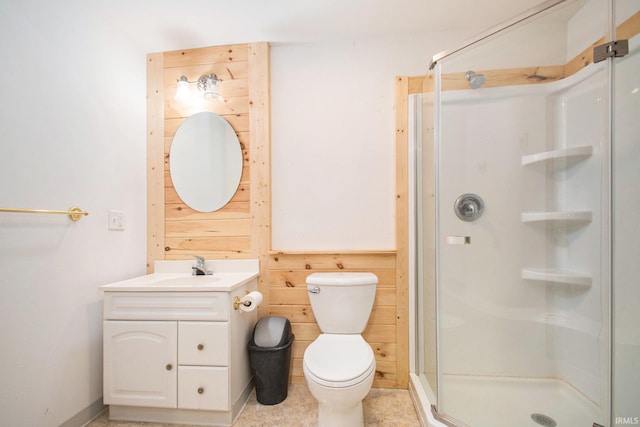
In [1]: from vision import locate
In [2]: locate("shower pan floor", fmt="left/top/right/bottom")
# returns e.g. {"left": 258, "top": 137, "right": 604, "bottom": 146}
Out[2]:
{"left": 438, "top": 374, "right": 605, "bottom": 427}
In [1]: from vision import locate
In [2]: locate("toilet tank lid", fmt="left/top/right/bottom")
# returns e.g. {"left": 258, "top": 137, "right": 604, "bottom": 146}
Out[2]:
{"left": 306, "top": 272, "right": 378, "bottom": 286}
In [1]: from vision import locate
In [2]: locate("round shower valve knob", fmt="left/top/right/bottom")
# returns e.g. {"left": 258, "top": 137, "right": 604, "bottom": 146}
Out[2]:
{"left": 454, "top": 194, "right": 485, "bottom": 222}
{"left": 462, "top": 202, "right": 476, "bottom": 216}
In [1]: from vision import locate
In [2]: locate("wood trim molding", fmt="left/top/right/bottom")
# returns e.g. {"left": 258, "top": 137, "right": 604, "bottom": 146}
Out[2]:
{"left": 395, "top": 76, "right": 410, "bottom": 388}
{"left": 146, "top": 52, "right": 165, "bottom": 273}
{"left": 248, "top": 42, "right": 272, "bottom": 318}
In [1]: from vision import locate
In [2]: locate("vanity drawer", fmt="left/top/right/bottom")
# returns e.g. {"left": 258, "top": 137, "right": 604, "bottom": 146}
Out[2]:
{"left": 178, "top": 366, "right": 229, "bottom": 411}
{"left": 103, "top": 292, "right": 229, "bottom": 321}
{"left": 178, "top": 321, "right": 229, "bottom": 366}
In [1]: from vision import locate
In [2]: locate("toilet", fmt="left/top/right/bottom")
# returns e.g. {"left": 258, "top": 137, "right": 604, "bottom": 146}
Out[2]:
{"left": 303, "top": 272, "right": 378, "bottom": 427}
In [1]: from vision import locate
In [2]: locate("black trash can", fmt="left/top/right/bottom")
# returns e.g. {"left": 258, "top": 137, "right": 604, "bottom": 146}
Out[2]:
{"left": 248, "top": 316, "right": 295, "bottom": 405}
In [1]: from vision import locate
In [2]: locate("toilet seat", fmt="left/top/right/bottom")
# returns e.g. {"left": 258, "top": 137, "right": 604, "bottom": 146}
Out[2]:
{"left": 303, "top": 334, "right": 375, "bottom": 388}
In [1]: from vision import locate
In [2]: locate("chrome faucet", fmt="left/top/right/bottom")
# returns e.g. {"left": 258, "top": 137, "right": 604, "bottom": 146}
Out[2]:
{"left": 190, "top": 255, "right": 211, "bottom": 275}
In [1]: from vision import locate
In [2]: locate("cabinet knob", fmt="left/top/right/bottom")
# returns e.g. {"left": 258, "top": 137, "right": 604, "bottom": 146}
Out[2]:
{"left": 197, "top": 344, "right": 204, "bottom": 351}
{"left": 197, "top": 387, "right": 205, "bottom": 394}
{"left": 166, "top": 363, "right": 173, "bottom": 371}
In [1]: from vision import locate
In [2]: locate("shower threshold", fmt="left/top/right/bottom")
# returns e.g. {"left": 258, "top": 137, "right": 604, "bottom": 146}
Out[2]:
{"left": 433, "top": 375, "right": 605, "bottom": 427}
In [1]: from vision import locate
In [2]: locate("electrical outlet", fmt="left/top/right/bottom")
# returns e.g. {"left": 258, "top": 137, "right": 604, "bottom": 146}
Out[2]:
{"left": 108, "top": 210, "right": 125, "bottom": 231}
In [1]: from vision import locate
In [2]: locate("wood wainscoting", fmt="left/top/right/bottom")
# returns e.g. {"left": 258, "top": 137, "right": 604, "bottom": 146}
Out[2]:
{"left": 147, "top": 42, "right": 271, "bottom": 312}
{"left": 268, "top": 252, "right": 408, "bottom": 389}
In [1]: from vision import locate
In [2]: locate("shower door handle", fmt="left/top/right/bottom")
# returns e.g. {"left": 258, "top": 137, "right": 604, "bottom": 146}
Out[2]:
{"left": 445, "top": 236, "right": 471, "bottom": 245}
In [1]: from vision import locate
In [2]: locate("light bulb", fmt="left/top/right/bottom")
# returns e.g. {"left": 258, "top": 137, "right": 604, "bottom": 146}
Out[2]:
{"left": 204, "top": 78, "right": 223, "bottom": 101}
{"left": 175, "top": 76, "right": 191, "bottom": 101}
{"left": 202, "top": 74, "right": 223, "bottom": 101}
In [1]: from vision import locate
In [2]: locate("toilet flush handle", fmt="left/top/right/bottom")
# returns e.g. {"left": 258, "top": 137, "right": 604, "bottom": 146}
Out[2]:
{"left": 307, "top": 285, "right": 320, "bottom": 294}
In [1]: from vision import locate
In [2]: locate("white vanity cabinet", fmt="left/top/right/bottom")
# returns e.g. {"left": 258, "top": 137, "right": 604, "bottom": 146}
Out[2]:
{"left": 100, "top": 260, "right": 259, "bottom": 426}
{"left": 103, "top": 319, "right": 231, "bottom": 411}
{"left": 103, "top": 320, "right": 178, "bottom": 408}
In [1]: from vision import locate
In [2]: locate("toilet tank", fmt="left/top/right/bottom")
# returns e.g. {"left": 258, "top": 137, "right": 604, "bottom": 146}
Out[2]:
{"left": 306, "top": 272, "right": 378, "bottom": 334}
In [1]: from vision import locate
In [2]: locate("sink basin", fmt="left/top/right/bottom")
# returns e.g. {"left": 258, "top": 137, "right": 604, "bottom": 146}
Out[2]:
{"left": 152, "top": 275, "right": 221, "bottom": 286}
{"left": 99, "top": 259, "right": 259, "bottom": 292}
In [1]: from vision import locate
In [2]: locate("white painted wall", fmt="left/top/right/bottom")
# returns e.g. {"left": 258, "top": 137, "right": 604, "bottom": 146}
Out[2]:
{"left": 270, "top": 34, "right": 471, "bottom": 250}
{"left": 0, "top": 2, "right": 147, "bottom": 426}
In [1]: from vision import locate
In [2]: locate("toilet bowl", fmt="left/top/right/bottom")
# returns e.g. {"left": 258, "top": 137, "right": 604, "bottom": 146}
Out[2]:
{"left": 303, "top": 334, "right": 376, "bottom": 426}
{"left": 303, "top": 272, "right": 378, "bottom": 427}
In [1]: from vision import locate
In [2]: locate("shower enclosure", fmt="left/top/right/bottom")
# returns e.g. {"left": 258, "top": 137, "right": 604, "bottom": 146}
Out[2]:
{"left": 410, "top": 0, "right": 639, "bottom": 426}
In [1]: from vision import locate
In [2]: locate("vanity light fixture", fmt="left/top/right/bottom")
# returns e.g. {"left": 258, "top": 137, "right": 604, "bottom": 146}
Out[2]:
{"left": 175, "top": 73, "right": 223, "bottom": 102}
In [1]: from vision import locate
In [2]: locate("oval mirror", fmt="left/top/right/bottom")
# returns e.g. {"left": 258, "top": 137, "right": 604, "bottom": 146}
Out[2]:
{"left": 170, "top": 112, "right": 243, "bottom": 212}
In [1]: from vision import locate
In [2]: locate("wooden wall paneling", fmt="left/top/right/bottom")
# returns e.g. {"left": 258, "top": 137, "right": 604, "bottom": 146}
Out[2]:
{"left": 394, "top": 76, "right": 410, "bottom": 389}
{"left": 408, "top": 76, "right": 424, "bottom": 94}
{"left": 268, "top": 252, "right": 402, "bottom": 388}
{"left": 248, "top": 42, "right": 271, "bottom": 318}
{"left": 147, "top": 53, "right": 165, "bottom": 273}
{"left": 617, "top": 11, "right": 640, "bottom": 41}
{"left": 420, "top": 65, "right": 566, "bottom": 93}
{"left": 164, "top": 202, "right": 250, "bottom": 221}
{"left": 163, "top": 237, "right": 252, "bottom": 259}
{"left": 155, "top": 43, "right": 259, "bottom": 261}
{"left": 147, "top": 43, "right": 270, "bottom": 263}
{"left": 422, "top": 75, "right": 434, "bottom": 93}
{"left": 165, "top": 218, "right": 252, "bottom": 237}
{"left": 441, "top": 65, "right": 565, "bottom": 90}
{"left": 164, "top": 184, "right": 251, "bottom": 205}
{"left": 269, "top": 252, "right": 396, "bottom": 270}
{"left": 164, "top": 115, "right": 251, "bottom": 136}
{"left": 162, "top": 44, "right": 250, "bottom": 68}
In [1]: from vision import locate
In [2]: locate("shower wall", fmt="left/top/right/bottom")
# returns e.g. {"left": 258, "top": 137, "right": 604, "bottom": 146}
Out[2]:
{"left": 439, "top": 89, "right": 549, "bottom": 379}
{"left": 438, "top": 67, "right": 606, "bottom": 405}
{"left": 544, "top": 68, "right": 607, "bottom": 404}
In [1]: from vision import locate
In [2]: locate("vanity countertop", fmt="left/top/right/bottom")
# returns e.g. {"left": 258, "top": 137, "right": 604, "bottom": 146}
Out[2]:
{"left": 99, "top": 259, "right": 259, "bottom": 292}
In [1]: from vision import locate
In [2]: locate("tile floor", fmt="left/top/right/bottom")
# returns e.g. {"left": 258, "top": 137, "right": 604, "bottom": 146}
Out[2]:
{"left": 88, "top": 384, "right": 420, "bottom": 427}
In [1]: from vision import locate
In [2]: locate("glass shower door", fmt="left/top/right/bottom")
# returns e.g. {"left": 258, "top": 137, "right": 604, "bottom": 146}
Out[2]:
{"left": 431, "top": 1, "right": 610, "bottom": 425}
{"left": 612, "top": 0, "right": 640, "bottom": 421}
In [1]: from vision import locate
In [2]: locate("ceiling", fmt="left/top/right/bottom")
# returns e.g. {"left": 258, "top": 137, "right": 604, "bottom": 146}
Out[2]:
{"left": 98, "top": 0, "right": 548, "bottom": 52}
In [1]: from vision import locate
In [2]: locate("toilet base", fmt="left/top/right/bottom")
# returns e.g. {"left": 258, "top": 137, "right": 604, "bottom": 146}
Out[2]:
{"left": 304, "top": 368, "right": 374, "bottom": 427}
{"left": 317, "top": 400, "right": 364, "bottom": 427}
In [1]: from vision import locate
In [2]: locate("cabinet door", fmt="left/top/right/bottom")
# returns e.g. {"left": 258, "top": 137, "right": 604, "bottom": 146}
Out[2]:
{"left": 178, "top": 321, "right": 229, "bottom": 366}
{"left": 178, "top": 366, "right": 229, "bottom": 411}
{"left": 103, "top": 320, "right": 177, "bottom": 408}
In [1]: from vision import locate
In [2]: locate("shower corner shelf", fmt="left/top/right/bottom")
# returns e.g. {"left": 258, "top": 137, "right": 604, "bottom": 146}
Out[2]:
{"left": 521, "top": 145, "right": 593, "bottom": 166}
{"left": 521, "top": 211, "right": 592, "bottom": 224}
{"left": 521, "top": 268, "right": 592, "bottom": 287}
